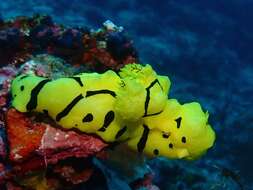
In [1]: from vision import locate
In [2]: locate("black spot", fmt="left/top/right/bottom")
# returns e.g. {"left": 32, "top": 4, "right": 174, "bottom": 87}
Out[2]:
{"left": 20, "top": 85, "right": 24, "bottom": 91}
{"left": 175, "top": 117, "right": 182, "bottom": 129}
{"left": 162, "top": 132, "right": 170, "bottom": 138}
{"left": 75, "top": 124, "right": 78, "bottom": 127}
{"left": 83, "top": 113, "right": 93, "bottom": 122}
{"left": 14, "top": 94, "right": 16, "bottom": 97}
{"left": 182, "top": 136, "right": 186, "bottom": 143}
{"left": 104, "top": 111, "right": 115, "bottom": 126}
{"left": 153, "top": 149, "right": 159, "bottom": 156}
{"left": 115, "top": 126, "right": 127, "bottom": 139}
{"left": 43, "top": 109, "right": 48, "bottom": 115}
{"left": 169, "top": 143, "right": 173, "bottom": 149}
{"left": 98, "top": 111, "right": 115, "bottom": 132}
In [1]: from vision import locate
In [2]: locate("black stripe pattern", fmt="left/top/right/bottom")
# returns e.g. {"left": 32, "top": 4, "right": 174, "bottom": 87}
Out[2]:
{"left": 98, "top": 111, "right": 115, "bottom": 132}
{"left": 26, "top": 79, "right": 51, "bottom": 111}
{"left": 86, "top": 90, "right": 116, "bottom": 98}
{"left": 137, "top": 124, "right": 150, "bottom": 153}
{"left": 18, "top": 75, "right": 29, "bottom": 81}
{"left": 143, "top": 79, "right": 163, "bottom": 117}
{"left": 70, "top": 77, "right": 83, "bottom": 87}
{"left": 115, "top": 126, "right": 127, "bottom": 139}
{"left": 56, "top": 94, "right": 84, "bottom": 122}
{"left": 143, "top": 110, "right": 163, "bottom": 118}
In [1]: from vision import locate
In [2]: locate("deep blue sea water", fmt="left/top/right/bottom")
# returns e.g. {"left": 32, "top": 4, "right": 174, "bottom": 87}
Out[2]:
{"left": 1, "top": 0, "right": 253, "bottom": 189}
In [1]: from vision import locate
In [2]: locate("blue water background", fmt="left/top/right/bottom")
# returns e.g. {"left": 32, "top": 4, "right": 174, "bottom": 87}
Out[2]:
{"left": 1, "top": 0, "right": 253, "bottom": 189}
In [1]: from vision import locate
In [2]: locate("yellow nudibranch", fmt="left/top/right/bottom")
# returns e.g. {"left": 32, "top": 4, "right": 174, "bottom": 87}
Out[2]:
{"left": 11, "top": 63, "right": 215, "bottom": 160}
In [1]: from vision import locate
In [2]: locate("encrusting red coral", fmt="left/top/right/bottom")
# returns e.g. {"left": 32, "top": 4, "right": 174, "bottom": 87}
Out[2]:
{"left": 4, "top": 108, "right": 108, "bottom": 187}
{"left": 38, "top": 123, "right": 108, "bottom": 164}
{"left": 6, "top": 109, "right": 47, "bottom": 163}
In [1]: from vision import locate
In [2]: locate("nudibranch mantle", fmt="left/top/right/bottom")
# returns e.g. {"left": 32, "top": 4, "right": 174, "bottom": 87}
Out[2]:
{"left": 128, "top": 99, "right": 215, "bottom": 160}
{"left": 11, "top": 63, "right": 215, "bottom": 160}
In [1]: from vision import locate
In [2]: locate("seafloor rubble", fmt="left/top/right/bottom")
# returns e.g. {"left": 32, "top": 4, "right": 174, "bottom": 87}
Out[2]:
{"left": 0, "top": 15, "right": 243, "bottom": 190}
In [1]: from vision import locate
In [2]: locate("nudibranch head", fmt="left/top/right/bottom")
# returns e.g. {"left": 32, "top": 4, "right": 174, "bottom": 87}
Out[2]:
{"left": 115, "top": 64, "right": 171, "bottom": 121}
{"left": 11, "top": 74, "right": 48, "bottom": 112}
{"left": 168, "top": 101, "right": 215, "bottom": 160}
{"left": 138, "top": 99, "right": 215, "bottom": 160}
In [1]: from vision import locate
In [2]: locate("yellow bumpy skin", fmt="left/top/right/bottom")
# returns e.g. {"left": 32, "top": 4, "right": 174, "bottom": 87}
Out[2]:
{"left": 127, "top": 99, "right": 215, "bottom": 160}
{"left": 11, "top": 64, "right": 169, "bottom": 143}
{"left": 11, "top": 63, "right": 215, "bottom": 160}
{"left": 11, "top": 71, "right": 125, "bottom": 142}
{"left": 115, "top": 64, "right": 170, "bottom": 121}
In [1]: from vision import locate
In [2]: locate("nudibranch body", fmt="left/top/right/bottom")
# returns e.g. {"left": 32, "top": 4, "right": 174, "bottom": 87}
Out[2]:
{"left": 128, "top": 99, "right": 215, "bottom": 160}
{"left": 11, "top": 64, "right": 169, "bottom": 142}
{"left": 11, "top": 63, "right": 215, "bottom": 160}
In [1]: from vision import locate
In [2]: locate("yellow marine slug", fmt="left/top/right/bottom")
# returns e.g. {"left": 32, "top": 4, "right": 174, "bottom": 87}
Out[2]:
{"left": 10, "top": 63, "right": 215, "bottom": 160}
{"left": 127, "top": 99, "right": 215, "bottom": 160}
